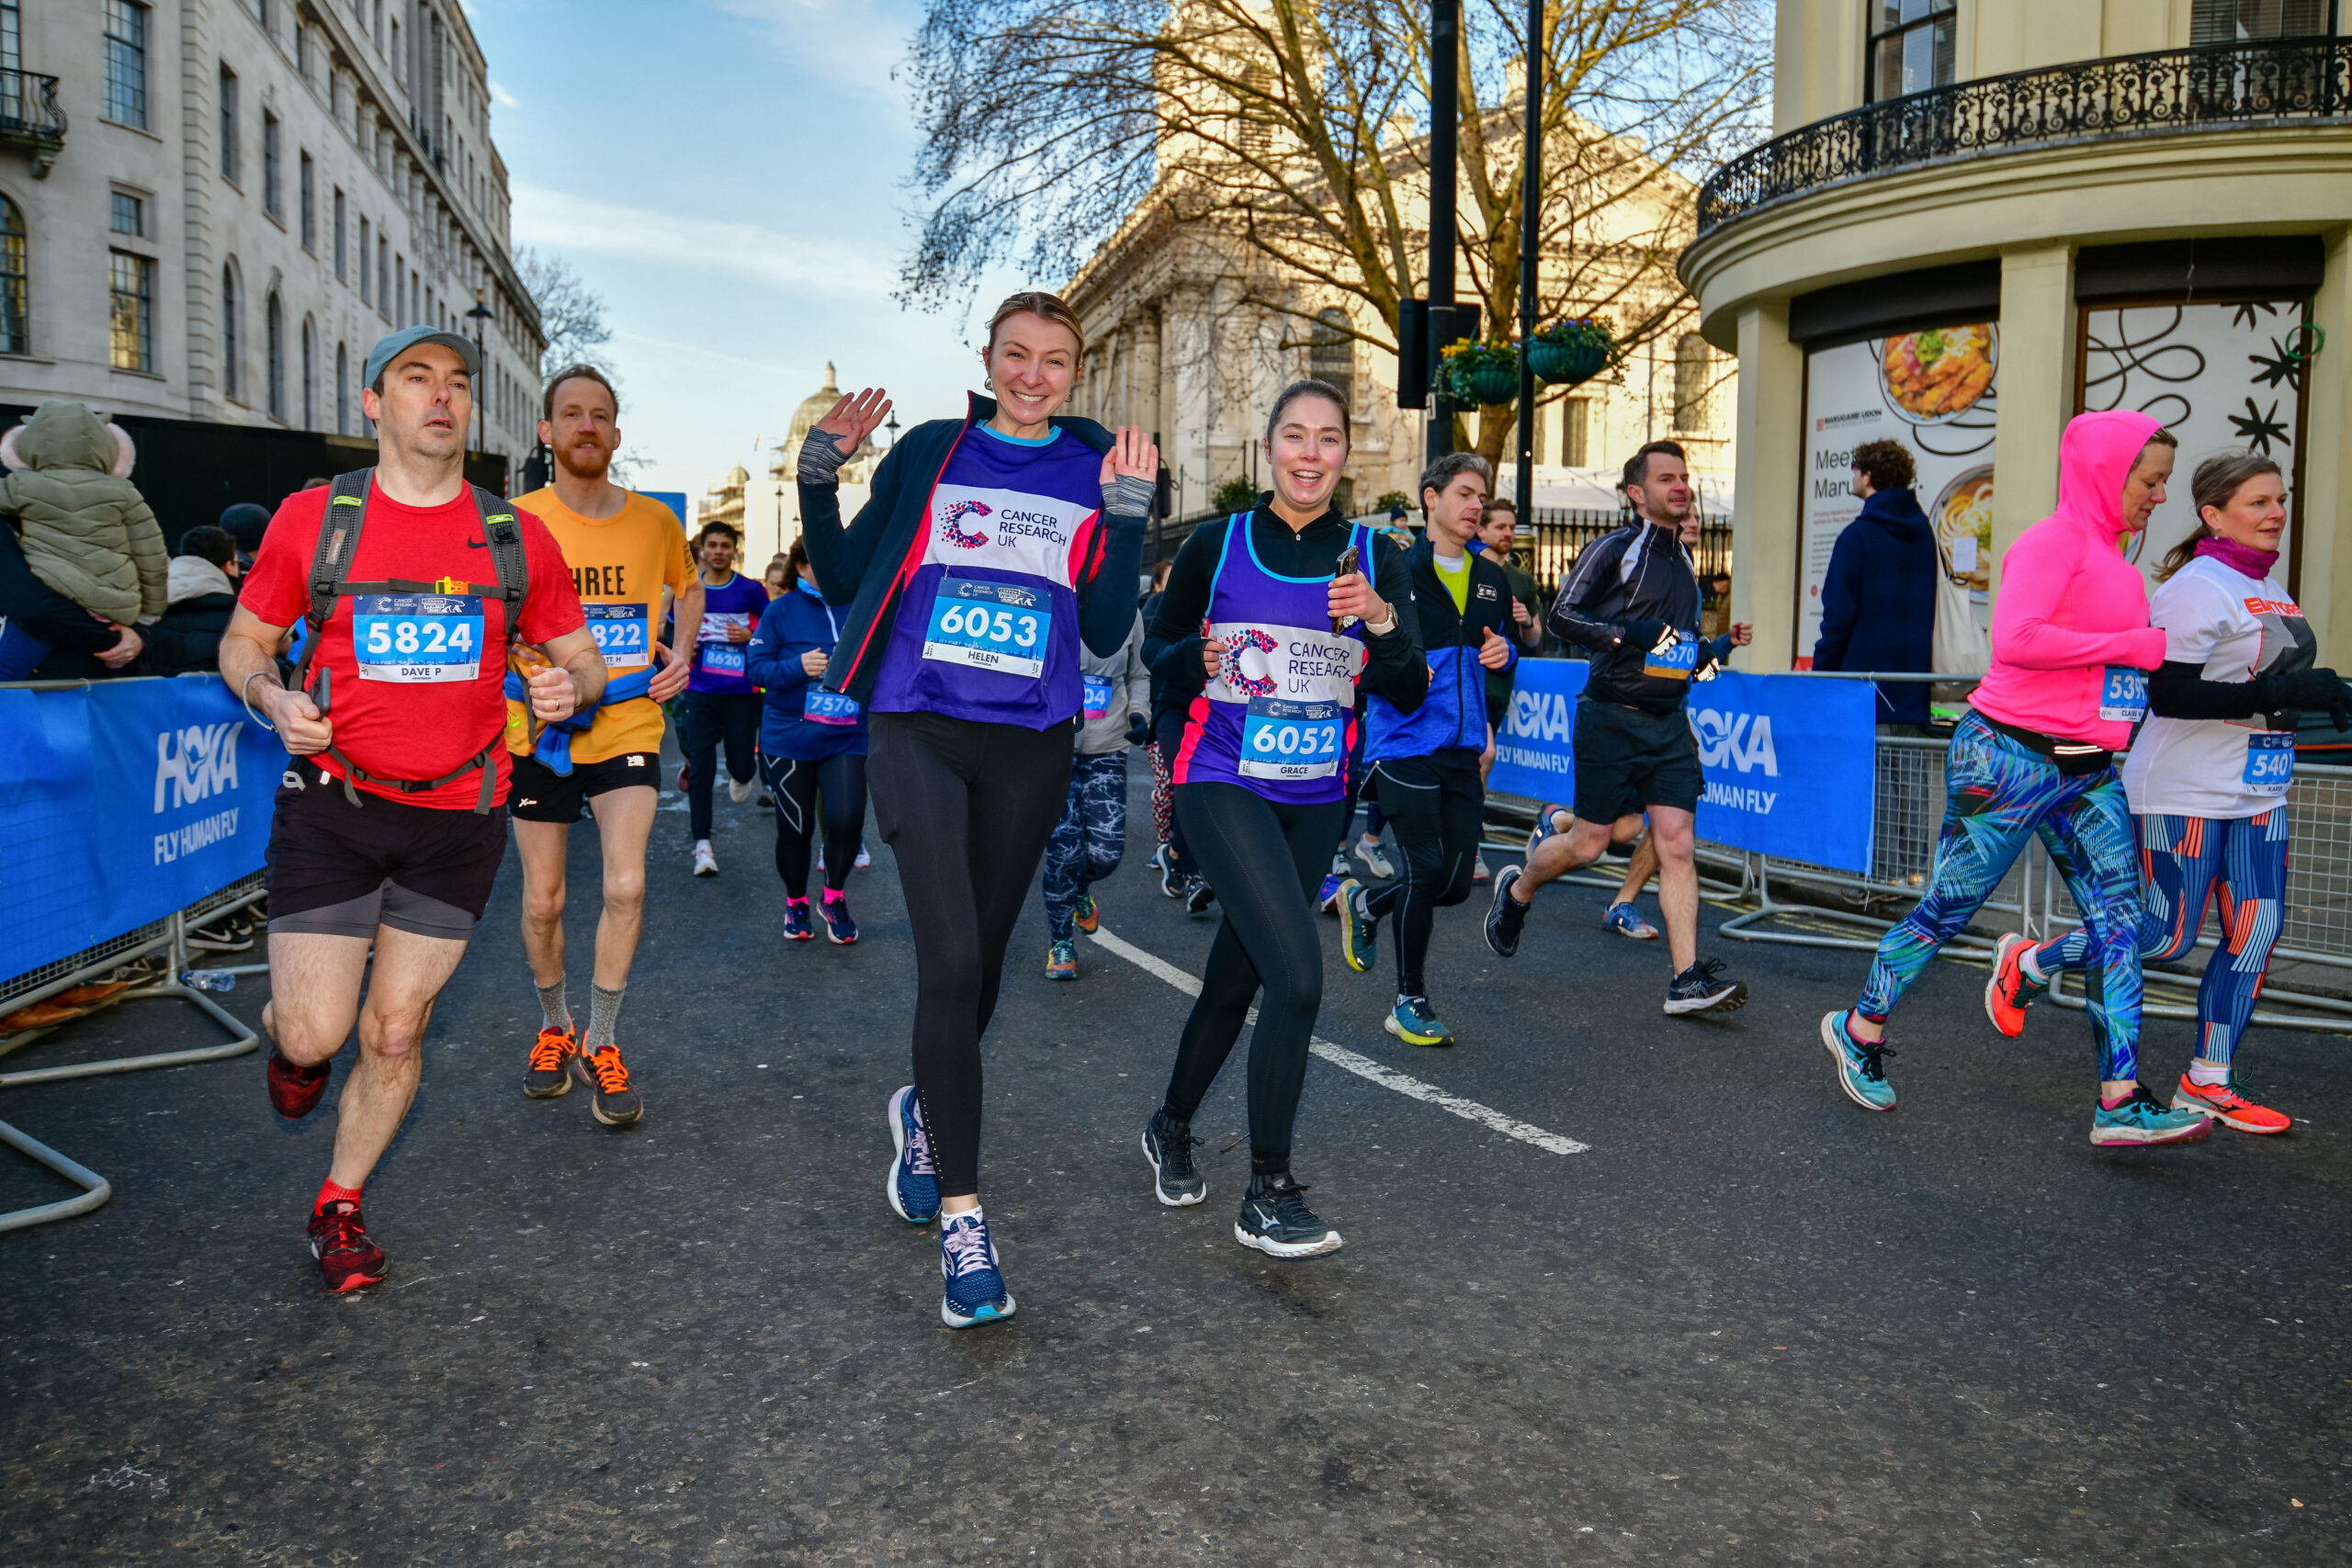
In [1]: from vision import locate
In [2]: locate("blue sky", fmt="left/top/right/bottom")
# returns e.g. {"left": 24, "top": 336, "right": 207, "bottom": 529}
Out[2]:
{"left": 466, "top": 0, "right": 1023, "bottom": 500}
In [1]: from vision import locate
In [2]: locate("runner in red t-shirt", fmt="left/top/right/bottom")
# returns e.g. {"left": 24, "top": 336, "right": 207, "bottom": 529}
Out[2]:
{"left": 218, "top": 327, "right": 603, "bottom": 1295}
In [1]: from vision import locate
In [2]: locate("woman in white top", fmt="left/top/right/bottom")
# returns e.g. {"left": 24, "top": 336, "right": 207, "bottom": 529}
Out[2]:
{"left": 1990, "top": 451, "right": 2351, "bottom": 1133}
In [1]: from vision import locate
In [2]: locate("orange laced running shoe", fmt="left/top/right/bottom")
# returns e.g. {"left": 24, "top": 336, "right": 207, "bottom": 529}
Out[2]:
{"left": 2172, "top": 1073, "right": 2290, "bottom": 1134}
{"left": 569, "top": 1043, "right": 644, "bottom": 1127}
{"left": 1984, "top": 932, "right": 2047, "bottom": 1039}
{"left": 523, "top": 1026, "right": 577, "bottom": 1100}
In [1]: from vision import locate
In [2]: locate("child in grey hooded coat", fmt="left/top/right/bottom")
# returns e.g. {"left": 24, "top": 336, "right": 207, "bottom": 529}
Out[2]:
{"left": 0, "top": 401, "right": 164, "bottom": 678}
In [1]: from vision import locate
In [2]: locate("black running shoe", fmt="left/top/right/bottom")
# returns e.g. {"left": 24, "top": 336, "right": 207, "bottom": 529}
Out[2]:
{"left": 1483, "top": 863, "right": 1528, "bottom": 958}
{"left": 1155, "top": 844, "right": 1186, "bottom": 899}
{"left": 1236, "top": 1173, "right": 1341, "bottom": 1257}
{"left": 1186, "top": 880, "right": 1217, "bottom": 916}
{"left": 1665, "top": 957, "right": 1748, "bottom": 1015}
{"left": 1142, "top": 1111, "right": 1206, "bottom": 1207}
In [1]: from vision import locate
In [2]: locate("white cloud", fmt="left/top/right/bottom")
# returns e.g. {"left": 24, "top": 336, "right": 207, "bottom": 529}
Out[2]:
{"left": 509, "top": 181, "right": 889, "bottom": 298}
{"left": 707, "top": 0, "right": 913, "bottom": 103}
{"left": 488, "top": 79, "right": 521, "bottom": 109}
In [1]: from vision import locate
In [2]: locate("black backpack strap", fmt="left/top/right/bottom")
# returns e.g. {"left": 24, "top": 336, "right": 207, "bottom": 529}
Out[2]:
{"left": 472, "top": 486, "right": 531, "bottom": 638}
{"left": 291, "top": 468, "right": 374, "bottom": 696}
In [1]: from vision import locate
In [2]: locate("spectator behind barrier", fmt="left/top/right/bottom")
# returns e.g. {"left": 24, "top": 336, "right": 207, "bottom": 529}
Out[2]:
{"left": 219, "top": 502, "right": 273, "bottom": 561}
{"left": 0, "top": 518, "right": 144, "bottom": 679}
{"left": 146, "top": 525, "right": 243, "bottom": 677}
{"left": 0, "top": 402, "right": 166, "bottom": 681}
{"left": 1812, "top": 437, "right": 1938, "bottom": 729}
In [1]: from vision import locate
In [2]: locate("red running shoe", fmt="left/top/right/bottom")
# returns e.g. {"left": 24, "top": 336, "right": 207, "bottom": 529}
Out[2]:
{"left": 308, "top": 1199, "right": 389, "bottom": 1293}
{"left": 1984, "top": 932, "right": 2047, "bottom": 1039}
{"left": 266, "top": 1048, "right": 331, "bottom": 1119}
{"left": 2173, "top": 1074, "right": 2291, "bottom": 1134}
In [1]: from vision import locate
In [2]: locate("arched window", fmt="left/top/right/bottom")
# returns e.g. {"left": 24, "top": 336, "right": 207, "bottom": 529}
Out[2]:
{"left": 266, "top": 289, "right": 285, "bottom": 419}
{"left": 300, "top": 316, "right": 317, "bottom": 429}
{"left": 1671, "top": 333, "right": 1711, "bottom": 434}
{"left": 220, "top": 263, "right": 241, "bottom": 400}
{"left": 0, "top": 195, "right": 25, "bottom": 355}
{"left": 1308, "top": 307, "right": 1353, "bottom": 393}
{"left": 336, "top": 341, "right": 349, "bottom": 434}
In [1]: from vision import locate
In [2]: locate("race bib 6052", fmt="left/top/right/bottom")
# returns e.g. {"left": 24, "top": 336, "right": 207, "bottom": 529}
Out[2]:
{"left": 1239, "top": 697, "right": 1343, "bottom": 781}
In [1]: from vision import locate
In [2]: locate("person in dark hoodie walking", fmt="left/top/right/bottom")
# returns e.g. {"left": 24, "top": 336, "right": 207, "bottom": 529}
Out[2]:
{"left": 1812, "top": 438, "right": 1938, "bottom": 728}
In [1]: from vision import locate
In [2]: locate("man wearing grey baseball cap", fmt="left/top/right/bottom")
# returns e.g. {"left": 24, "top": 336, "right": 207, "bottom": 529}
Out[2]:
{"left": 216, "top": 327, "right": 605, "bottom": 1295}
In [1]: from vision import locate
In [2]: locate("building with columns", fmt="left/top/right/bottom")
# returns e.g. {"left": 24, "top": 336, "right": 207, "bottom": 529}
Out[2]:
{"left": 0, "top": 1, "right": 542, "bottom": 524}
{"left": 1682, "top": 0, "right": 2349, "bottom": 669}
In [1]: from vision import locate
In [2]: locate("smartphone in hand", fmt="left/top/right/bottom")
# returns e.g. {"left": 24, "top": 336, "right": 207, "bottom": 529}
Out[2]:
{"left": 1331, "top": 543, "right": 1360, "bottom": 634}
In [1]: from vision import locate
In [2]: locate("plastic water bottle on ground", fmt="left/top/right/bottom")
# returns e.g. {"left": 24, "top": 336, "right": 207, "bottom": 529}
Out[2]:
{"left": 181, "top": 969, "right": 237, "bottom": 993}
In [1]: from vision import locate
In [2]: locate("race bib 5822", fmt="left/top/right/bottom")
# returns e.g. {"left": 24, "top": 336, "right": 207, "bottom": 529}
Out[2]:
{"left": 583, "top": 602, "right": 651, "bottom": 671}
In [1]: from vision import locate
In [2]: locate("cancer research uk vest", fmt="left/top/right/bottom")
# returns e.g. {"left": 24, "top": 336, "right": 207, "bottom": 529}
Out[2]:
{"left": 1174, "top": 516, "right": 1373, "bottom": 805}
{"left": 865, "top": 424, "right": 1104, "bottom": 728}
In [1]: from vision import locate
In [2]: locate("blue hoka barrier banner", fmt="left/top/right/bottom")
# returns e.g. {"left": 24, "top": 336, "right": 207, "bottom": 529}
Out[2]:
{"left": 1487, "top": 661, "right": 1875, "bottom": 874}
{"left": 1686, "top": 671, "right": 1875, "bottom": 873}
{"left": 1487, "top": 658, "right": 1589, "bottom": 801}
{"left": 0, "top": 676, "right": 287, "bottom": 984}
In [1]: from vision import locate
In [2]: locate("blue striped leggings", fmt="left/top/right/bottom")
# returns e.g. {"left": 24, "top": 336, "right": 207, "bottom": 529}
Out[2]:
{"left": 1857, "top": 713, "right": 2146, "bottom": 1082}
{"left": 2032, "top": 809, "right": 2290, "bottom": 1069}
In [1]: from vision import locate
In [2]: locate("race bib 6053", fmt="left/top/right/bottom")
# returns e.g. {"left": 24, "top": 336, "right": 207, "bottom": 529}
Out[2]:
{"left": 922, "top": 579, "right": 1050, "bottom": 680}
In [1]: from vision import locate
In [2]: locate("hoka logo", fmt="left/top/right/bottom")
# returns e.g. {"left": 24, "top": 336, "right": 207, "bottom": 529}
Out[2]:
{"left": 1688, "top": 706, "right": 1779, "bottom": 775}
{"left": 155, "top": 722, "right": 243, "bottom": 811}
{"left": 941, "top": 500, "right": 992, "bottom": 549}
{"left": 1224, "top": 628, "right": 1280, "bottom": 698}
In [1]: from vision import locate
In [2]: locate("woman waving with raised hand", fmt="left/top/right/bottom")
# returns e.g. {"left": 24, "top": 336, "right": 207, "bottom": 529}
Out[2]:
{"left": 1986, "top": 450, "right": 2352, "bottom": 1134}
{"left": 795, "top": 290, "right": 1152, "bottom": 1330}
{"left": 1138, "top": 378, "right": 1425, "bottom": 1258}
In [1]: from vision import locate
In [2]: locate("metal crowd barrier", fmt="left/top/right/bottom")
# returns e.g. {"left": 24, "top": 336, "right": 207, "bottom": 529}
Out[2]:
{"left": 0, "top": 873, "right": 265, "bottom": 1234}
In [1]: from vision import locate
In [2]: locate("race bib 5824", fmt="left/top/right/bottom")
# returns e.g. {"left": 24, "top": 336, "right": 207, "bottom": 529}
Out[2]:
{"left": 353, "top": 593, "right": 482, "bottom": 684}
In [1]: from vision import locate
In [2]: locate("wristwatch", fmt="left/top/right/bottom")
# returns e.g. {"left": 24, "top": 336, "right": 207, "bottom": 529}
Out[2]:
{"left": 1363, "top": 603, "right": 1399, "bottom": 637}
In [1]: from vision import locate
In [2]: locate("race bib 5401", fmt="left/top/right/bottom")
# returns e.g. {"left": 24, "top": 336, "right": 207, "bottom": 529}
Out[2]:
{"left": 2244, "top": 730, "right": 2294, "bottom": 795}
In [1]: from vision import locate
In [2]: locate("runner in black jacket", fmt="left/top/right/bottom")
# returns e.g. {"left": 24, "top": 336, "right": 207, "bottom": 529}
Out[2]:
{"left": 1483, "top": 440, "right": 1752, "bottom": 1016}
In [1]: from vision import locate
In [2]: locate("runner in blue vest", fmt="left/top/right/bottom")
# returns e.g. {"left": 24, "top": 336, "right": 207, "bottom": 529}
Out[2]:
{"left": 1140, "top": 378, "right": 1426, "bottom": 1256}
{"left": 797, "top": 290, "right": 1151, "bottom": 1329}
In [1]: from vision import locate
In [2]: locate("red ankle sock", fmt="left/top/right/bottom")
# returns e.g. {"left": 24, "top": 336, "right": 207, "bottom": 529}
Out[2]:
{"left": 315, "top": 1179, "right": 364, "bottom": 1214}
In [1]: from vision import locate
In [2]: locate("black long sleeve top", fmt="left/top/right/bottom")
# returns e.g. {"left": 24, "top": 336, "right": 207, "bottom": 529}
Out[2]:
{"left": 1145, "top": 504, "right": 1427, "bottom": 716}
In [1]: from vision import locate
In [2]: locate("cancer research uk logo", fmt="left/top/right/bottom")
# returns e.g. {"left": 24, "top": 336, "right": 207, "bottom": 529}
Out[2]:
{"left": 153, "top": 720, "right": 243, "bottom": 863}
{"left": 1688, "top": 702, "right": 1781, "bottom": 813}
{"left": 941, "top": 499, "right": 993, "bottom": 549}
{"left": 1222, "top": 628, "right": 1282, "bottom": 698}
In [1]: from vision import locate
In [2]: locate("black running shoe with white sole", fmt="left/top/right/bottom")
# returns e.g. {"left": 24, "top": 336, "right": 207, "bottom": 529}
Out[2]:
{"left": 1665, "top": 957, "right": 1748, "bottom": 1015}
{"left": 1235, "top": 1172, "right": 1341, "bottom": 1258}
{"left": 1483, "top": 863, "right": 1528, "bottom": 958}
{"left": 1186, "top": 880, "right": 1217, "bottom": 916}
{"left": 1142, "top": 1111, "right": 1205, "bottom": 1207}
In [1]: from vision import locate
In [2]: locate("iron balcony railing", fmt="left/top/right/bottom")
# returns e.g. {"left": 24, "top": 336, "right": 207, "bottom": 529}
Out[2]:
{"left": 0, "top": 69, "right": 64, "bottom": 153}
{"left": 1697, "top": 37, "right": 2352, "bottom": 236}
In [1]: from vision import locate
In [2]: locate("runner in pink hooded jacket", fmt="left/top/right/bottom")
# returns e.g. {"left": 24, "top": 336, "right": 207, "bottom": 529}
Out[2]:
{"left": 1817, "top": 409, "right": 2213, "bottom": 1149}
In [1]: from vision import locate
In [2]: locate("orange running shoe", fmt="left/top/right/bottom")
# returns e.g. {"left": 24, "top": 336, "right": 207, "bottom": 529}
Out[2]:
{"left": 523, "top": 1026, "right": 577, "bottom": 1099}
{"left": 2172, "top": 1074, "right": 2290, "bottom": 1134}
{"left": 1984, "top": 932, "right": 2047, "bottom": 1039}
{"left": 570, "top": 1044, "right": 645, "bottom": 1127}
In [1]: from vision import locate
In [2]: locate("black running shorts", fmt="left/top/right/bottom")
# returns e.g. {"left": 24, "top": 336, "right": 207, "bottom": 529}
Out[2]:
{"left": 1572, "top": 697, "right": 1703, "bottom": 824}
{"left": 506, "top": 750, "right": 661, "bottom": 823}
{"left": 266, "top": 765, "right": 508, "bottom": 942}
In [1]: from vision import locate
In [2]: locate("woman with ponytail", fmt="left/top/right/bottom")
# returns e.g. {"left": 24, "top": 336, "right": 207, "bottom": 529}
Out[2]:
{"left": 1987, "top": 450, "right": 2352, "bottom": 1134}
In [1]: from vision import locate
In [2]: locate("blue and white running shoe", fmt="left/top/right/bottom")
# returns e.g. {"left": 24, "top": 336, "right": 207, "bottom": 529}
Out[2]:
{"left": 938, "top": 1210, "right": 1015, "bottom": 1328}
{"left": 1384, "top": 996, "right": 1454, "bottom": 1047}
{"left": 1820, "top": 1010, "right": 1897, "bottom": 1111}
{"left": 1317, "top": 871, "right": 1345, "bottom": 915}
{"left": 886, "top": 1085, "right": 940, "bottom": 1224}
{"left": 1601, "top": 901, "right": 1658, "bottom": 941}
{"left": 2090, "top": 1085, "right": 2211, "bottom": 1147}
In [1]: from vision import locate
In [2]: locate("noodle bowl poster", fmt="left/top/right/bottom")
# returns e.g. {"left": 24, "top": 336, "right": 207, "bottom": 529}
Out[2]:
{"left": 1799, "top": 323, "right": 1998, "bottom": 663}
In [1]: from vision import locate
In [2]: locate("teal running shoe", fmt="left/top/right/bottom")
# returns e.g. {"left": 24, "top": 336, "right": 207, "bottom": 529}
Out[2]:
{"left": 1820, "top": 1010, "right": 1897, "bottom": 1111}
{"left": 1384, "top": 996, "right": 1454, "bottom": 1047}
{"left": 1338, "top": 878, "right": 1376, "bottom": 974}
{"left": 2091, "top": 1085, "right": 2212, "bottom": 1147}
{"left": 939, "top": 1210, "right": 1016, "bottom": 1328}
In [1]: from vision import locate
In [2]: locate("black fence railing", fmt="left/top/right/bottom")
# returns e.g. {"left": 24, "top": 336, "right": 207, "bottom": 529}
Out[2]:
{"left": 0, "top": 69, "right": 64, "bottom": 152}
{"left": 1697, "top": 38, "right": 2352, "bottom": 236}
{"left": 1520, "top": 509, "right": 1732, "bottom": 595}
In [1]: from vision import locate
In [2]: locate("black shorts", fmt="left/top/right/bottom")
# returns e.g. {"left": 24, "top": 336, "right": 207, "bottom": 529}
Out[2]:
{"left": 507, "top": 750, "right": 661, "bottom": 823}
{"left": 266, "top": 765, "right": 508, "bottom": 942}
{"left": 1573, "top": 698, "right": 1702, "bottom": 824}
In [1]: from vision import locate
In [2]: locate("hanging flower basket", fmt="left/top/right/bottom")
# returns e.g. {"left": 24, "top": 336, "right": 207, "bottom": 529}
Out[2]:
{"left": 1529, "top": 317, "right": 1623, "bottom": 387}
{"left": 1440, "top": 338, "right": 1521, "bottom": 406}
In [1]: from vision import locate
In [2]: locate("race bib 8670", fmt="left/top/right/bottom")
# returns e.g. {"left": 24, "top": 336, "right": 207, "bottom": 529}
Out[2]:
{"left": 353, "top": 593, "right": 483, "bottom": 683}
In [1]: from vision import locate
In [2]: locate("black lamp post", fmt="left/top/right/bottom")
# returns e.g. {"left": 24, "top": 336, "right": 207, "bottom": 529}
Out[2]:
{"left": 465, "top": 288, "right": 495, "bottom": 462}
{"left": 1426, "top": 0, "right": 1460, "bottom": 465}
{"left": 884, "top": 411, "right": 901, "bottom": 448}
{"left": 1515, "top": 0, "right": 1544, "bottom": 524}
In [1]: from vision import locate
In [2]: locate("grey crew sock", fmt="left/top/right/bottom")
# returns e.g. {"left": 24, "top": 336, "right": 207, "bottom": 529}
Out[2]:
{"left": 537, "top": 980, "right": 571, "bottom": 1034}
{"left": 584, "top": 983, "right": 627, "bottom": 1054}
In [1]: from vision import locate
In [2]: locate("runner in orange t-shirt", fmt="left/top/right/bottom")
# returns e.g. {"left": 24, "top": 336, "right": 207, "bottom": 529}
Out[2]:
{"left": 507, "top": 364, "right": 701, "bottom": 1128}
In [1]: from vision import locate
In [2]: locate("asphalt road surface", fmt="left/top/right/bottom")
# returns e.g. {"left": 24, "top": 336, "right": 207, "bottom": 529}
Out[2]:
{"left": 3, "top": 762, "right": 2346, "bottom": 1565}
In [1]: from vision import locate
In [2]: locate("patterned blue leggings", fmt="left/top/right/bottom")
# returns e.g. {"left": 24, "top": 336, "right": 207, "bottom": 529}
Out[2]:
{"left": 2032, "top": 809, "right": 2289, "bottom": 1069}
{"left": 1857, "top": 713, "right": 2146, "bottom": 1082}
{"left": 1045, "top": 750, "right": 1128, "bottom": 941}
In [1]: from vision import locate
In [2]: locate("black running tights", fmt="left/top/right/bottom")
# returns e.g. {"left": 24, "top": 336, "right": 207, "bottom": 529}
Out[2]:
{"left": 680, "top": 691, "right": 761, "bottom": 840}
{"left": 761, "top": 751, "right": 867, "bottom": 900}
{"left": 868, "top": 710, "right": 1075, "bottom": 1199}
{"left": 1160, "top": 783, "right": 1347, "bottom": 1177}
{"left": 1363, "top": 750, "right": 1487, "bottom": 999}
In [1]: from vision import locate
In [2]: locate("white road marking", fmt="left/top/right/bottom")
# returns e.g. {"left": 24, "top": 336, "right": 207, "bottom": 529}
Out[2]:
{"left": 1086, "top": 927, "right": 1589, "bottom": 1156}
